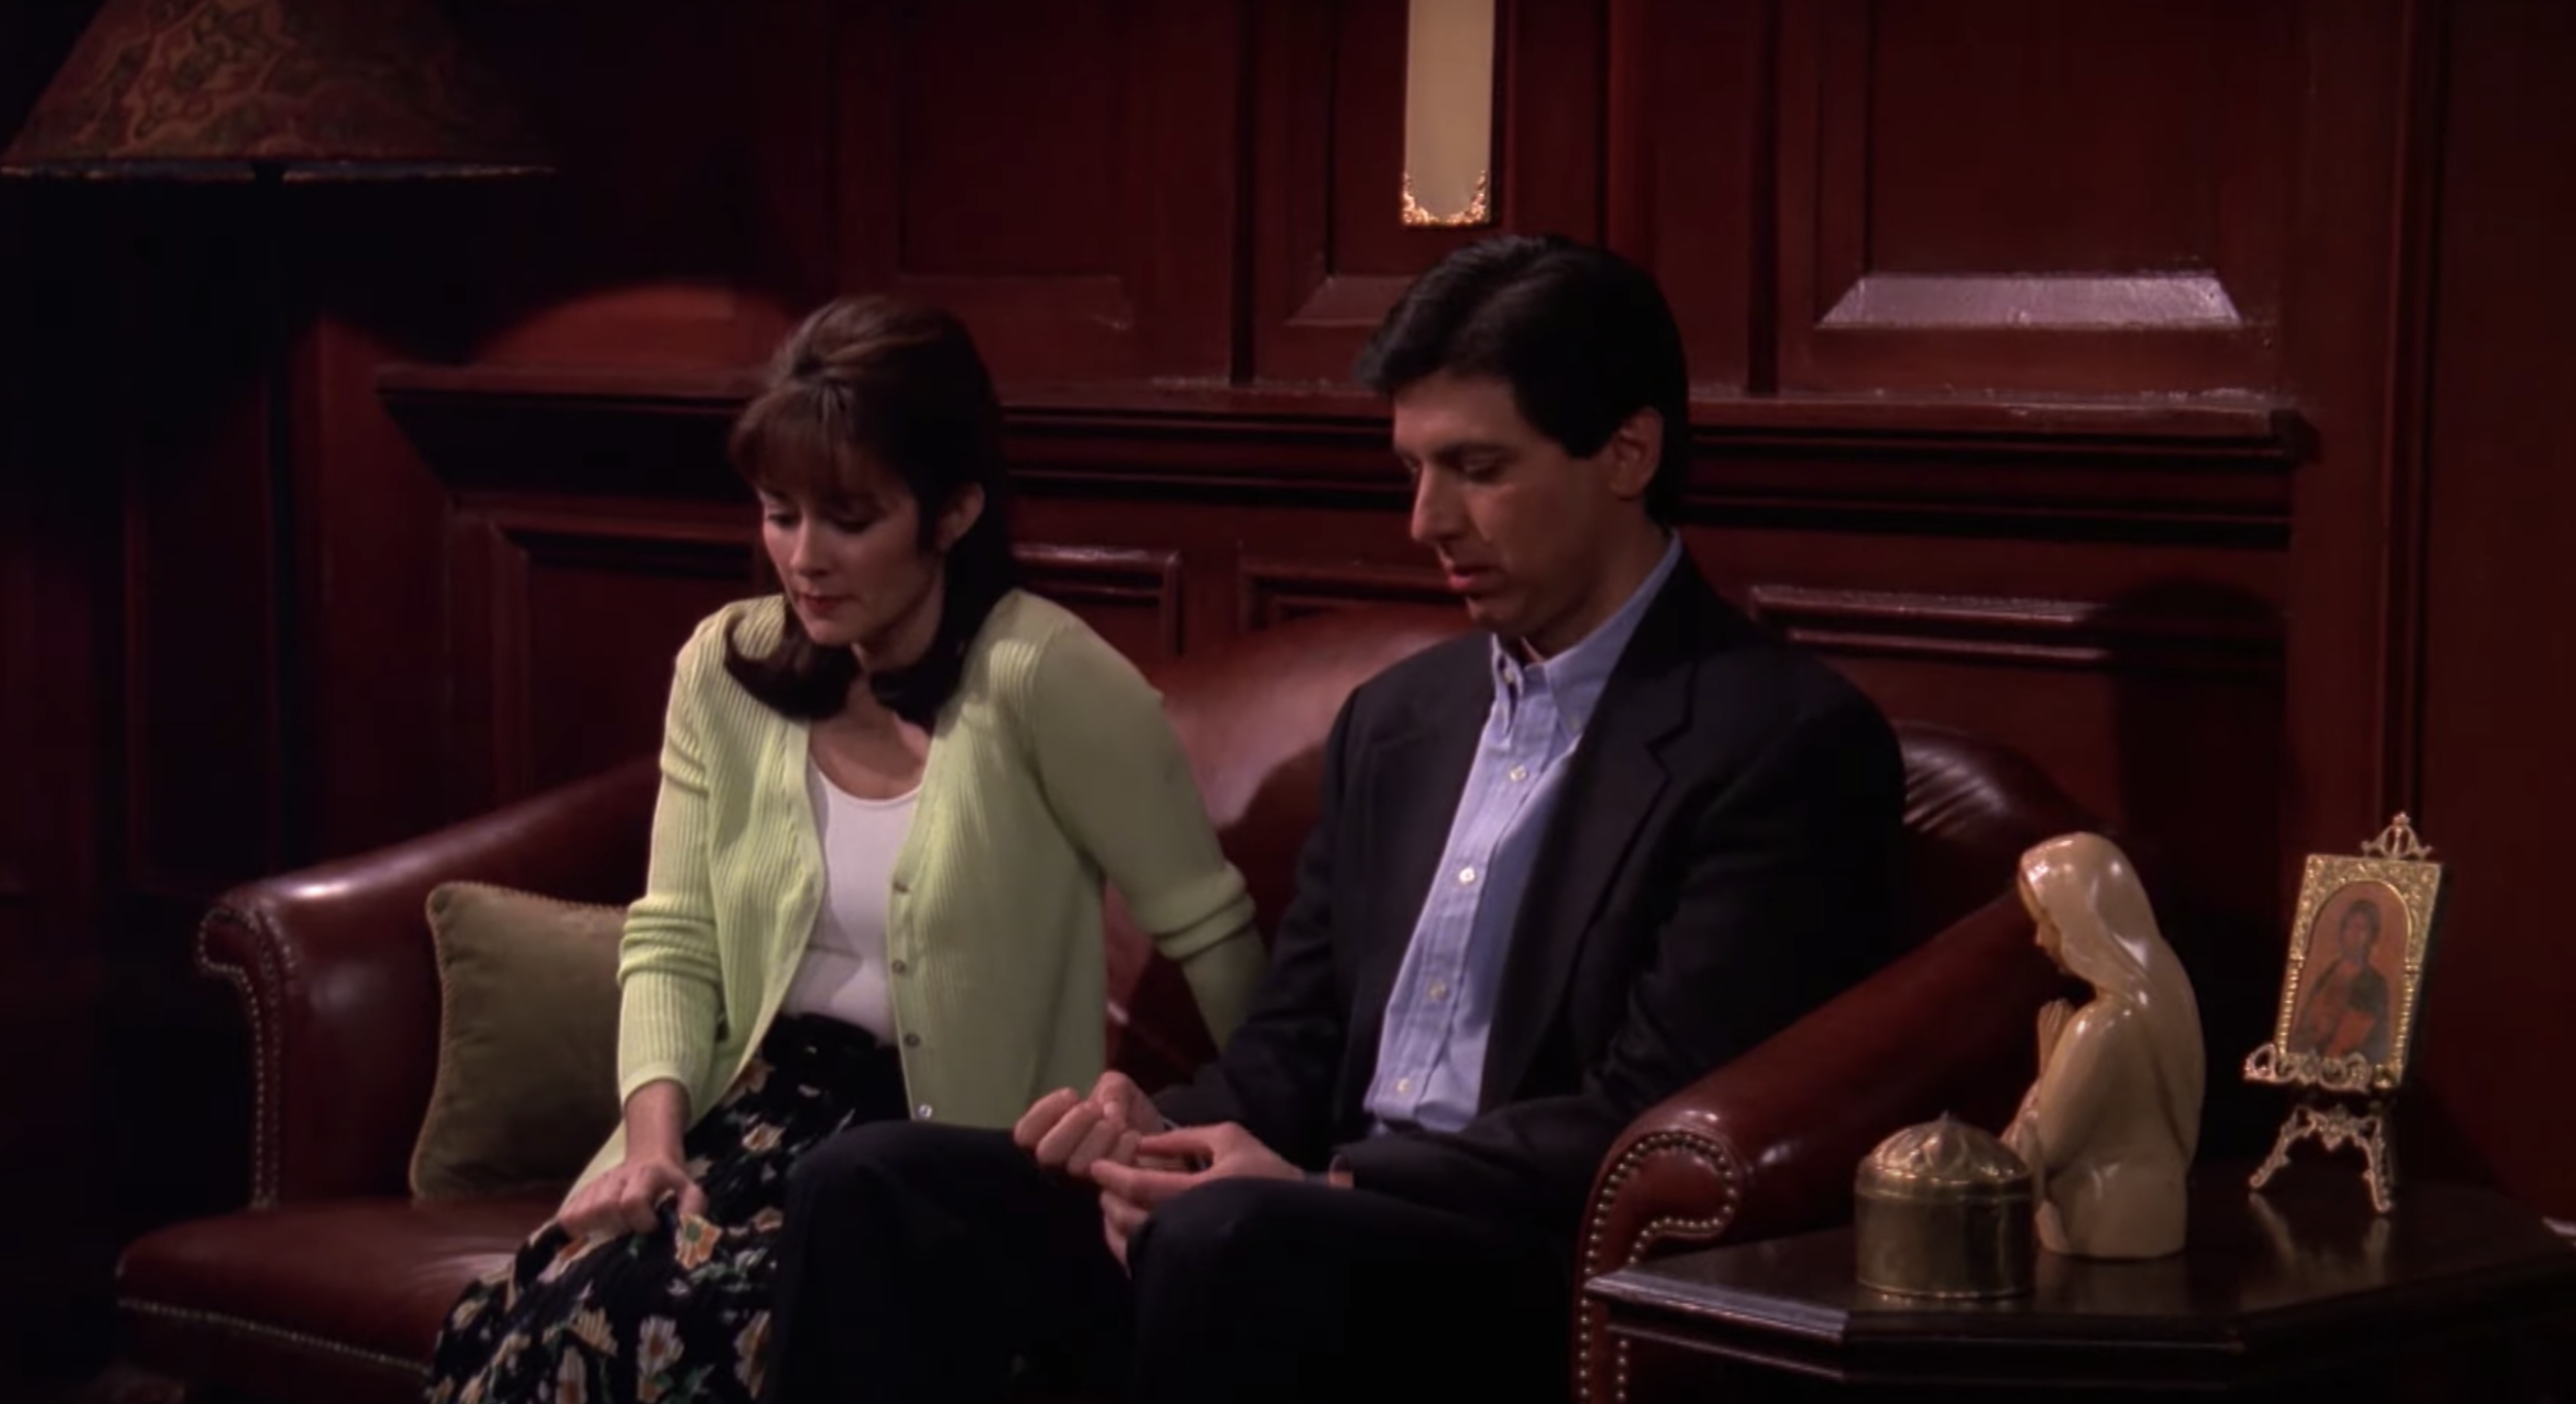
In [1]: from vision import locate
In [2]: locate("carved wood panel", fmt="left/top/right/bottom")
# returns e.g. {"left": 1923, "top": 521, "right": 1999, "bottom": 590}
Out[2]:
{"left": 1741, "top": 584, "right": 2281, "bottom": 676}
{"left": 1018, "top": 543, "right": 1186, "bottom": 663}
{"left": 1606, "top": 0, "right": 1770, "bottom": 390}
{"left": 1250, "top": 0, "right": 1605, "bottom": 383}
{"left": 453, "top": 509, "right": 759, "bottom": 810}
{"left": 450, "top": 499, "right": 1195, "bottom": 814}
{"left": 1237, "top": 556, "right": 1450, "bottom": 633}
{"left": 836, "top": 0, "right": 1242, "bottom": 383}
{"left": 1734, "top": 574, "right": 2290, "bottom": 1148}
{"left": 1773, "top": 0, "right": 2297, "bottom": 393}
{"left": 1734, "top": 580, "right": 2283, "bottom": 846}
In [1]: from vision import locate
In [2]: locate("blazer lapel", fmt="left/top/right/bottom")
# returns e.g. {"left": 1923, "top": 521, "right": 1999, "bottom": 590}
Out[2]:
{"left": 1477, "top": 571, "right": 1712, "bottom": 1107}
{"left": 1344, "top": 649, "right": 1491, "bottom": 1074}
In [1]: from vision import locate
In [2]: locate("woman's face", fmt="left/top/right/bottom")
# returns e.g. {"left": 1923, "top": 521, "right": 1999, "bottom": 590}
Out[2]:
{"left": 759, "top": 461, "right": 961, "bottom": 664}
{"left": 2020, "top": 873, "right": 2066, "bottom": 969}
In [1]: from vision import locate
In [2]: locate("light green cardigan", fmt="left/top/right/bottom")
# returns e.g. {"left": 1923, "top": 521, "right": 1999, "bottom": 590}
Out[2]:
{"left": 570, "top": 589, "right": 1265, "bottom": 1193}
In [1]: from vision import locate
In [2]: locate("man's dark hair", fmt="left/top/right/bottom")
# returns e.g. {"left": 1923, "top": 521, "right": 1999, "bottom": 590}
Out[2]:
{"left": 1354, "top": 234, "right": 1692, "bottom": 522}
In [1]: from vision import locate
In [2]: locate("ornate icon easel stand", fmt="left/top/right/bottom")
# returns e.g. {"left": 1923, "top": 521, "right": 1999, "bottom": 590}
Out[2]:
{"left": 2246, "top": 1086, "right": 2397, "bottom": 1212}
{"left": 2243, "top": 815, "right": 2446, "bottom": 1216}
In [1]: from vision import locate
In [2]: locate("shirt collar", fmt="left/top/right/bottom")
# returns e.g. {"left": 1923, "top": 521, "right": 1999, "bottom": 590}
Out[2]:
{"left": 1490, "top": 533, "right": 1685, "bottom": 734}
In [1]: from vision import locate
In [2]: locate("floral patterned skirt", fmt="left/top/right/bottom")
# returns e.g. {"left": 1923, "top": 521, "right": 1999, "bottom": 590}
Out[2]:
{"left": 424, "top": 1013, "right": 908, "bottom": 1404}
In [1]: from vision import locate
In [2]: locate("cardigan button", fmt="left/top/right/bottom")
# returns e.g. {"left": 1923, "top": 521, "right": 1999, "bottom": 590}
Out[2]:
{"left": 890, "top": 959, "right": 908, "bottom": 975}
{"left": 902, "top": 1033, "right": 921, "bottom": 1048}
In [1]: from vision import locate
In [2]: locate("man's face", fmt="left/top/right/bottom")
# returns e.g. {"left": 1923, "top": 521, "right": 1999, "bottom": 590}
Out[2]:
{"left": 1390, "top": 372, "right": 1659, "bottom": 657}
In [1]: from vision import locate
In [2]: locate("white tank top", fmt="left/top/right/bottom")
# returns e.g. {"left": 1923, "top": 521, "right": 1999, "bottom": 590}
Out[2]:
{"left": 778, "top": 754, "right": 919, "bottom": 1043}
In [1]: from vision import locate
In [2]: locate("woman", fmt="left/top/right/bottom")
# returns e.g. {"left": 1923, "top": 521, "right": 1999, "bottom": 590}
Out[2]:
{"left": 425, "top": 296, "right": 1267, "bottom": 1404}
{"left": 2002, "top": 831, "right": 2204, "bottom": 1260}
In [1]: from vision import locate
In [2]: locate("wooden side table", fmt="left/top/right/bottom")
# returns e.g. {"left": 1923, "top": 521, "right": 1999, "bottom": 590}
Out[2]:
{"left": 1585, "top": 1173, "right": 2576, "bottom": 1402}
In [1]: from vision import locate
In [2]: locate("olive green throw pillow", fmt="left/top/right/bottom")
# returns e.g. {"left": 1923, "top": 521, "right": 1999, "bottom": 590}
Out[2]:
{"left": 410, "top": 882, "right": 626, "bottom": 1200}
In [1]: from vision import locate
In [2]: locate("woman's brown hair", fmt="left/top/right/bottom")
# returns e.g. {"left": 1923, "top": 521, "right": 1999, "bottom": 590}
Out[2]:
{"left": 721, "top": 296, "right": 1019, "bottom": 723}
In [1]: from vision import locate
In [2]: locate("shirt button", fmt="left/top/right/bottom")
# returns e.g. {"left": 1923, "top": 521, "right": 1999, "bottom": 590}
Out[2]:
{"left": 902, "top": 1033, "right": 921, "bottom": 1048}
{"left": 1508, "top": 765, "right": 1528, "bottom": 783}
{"left": 1396, "top": 1078, "right": 1413, "bottom": 1094}
{"left": 1428, "top": 982, "right": 1449, "bottom": 1002}
{"left": 915, "top": 1104, "right": 935, "bottom": 1120}
{"left": 1458, "top": 866, "right": 1477, "bottom": 885}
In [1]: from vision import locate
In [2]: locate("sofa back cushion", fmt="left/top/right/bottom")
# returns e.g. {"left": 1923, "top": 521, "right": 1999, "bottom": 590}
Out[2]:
{"left": 410, "top": 881, "right": 626, "bottom": 1199}
{"left": 1098, "top": 606, "right": 2091, "bottom": 1088}
{"left": 1101, "top": 606, "right": 1468, "bottom": 1083}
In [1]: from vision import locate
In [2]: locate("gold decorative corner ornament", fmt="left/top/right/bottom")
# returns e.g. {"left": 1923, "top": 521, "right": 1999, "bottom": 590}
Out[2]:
{"left": 2361, "top": 812, "right": 2433, "bottom": 862}
{"left": 1400, "top": 0, "right": 1497, "bottom": 229}
{"left": 1400, "top": 168, "right": 1492, "bottom": 229}
{"left": 2245, "top": 813, "right": 2450, "bottom": 1213}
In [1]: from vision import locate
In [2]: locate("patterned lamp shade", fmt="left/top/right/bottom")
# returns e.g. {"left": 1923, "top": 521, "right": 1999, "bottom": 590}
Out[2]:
{"left": 1, "top": 0, "right": 549, "bottom": 180}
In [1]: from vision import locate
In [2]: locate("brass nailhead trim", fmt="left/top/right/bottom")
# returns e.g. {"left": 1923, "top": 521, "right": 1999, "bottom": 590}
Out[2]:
{"left": 196, "top": 908, "right": 284, "bottom": 1208}
{"left": 120, "top": 1296, "right": 426, "bottom": 1380}
{"left": 1574, "top": 1130, "right": 1743, "bottom": 1404}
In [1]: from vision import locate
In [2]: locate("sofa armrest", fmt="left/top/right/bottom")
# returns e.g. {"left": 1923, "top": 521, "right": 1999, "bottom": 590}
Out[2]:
{"left": 1573, "top": 892, "right": 2062, "bottom": 1398}
{"left": 1583, "top": 893, "right": 2058, "bottom": 1270}
{"left": 199, "top": 758, "right": 659, "bottom": 1207}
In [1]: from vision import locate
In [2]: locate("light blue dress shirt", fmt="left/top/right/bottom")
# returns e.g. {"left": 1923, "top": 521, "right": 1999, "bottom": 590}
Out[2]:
{"left": 1362, "top": 535, "right": 1686, "bottom": 1133}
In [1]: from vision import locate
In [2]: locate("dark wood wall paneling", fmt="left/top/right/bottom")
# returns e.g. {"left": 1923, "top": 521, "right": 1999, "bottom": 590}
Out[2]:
{"left": 3, "top": 0, "right": 166, "bottom": 1372}
{"left": 258, "top": 0, "right": 2493, "bottom": 1186}
{"left": 2411, "top": 0, "right": 2576, "bottom": 1216}
{"left": 14, "top": 0, "right": 2576, "bottom": 1373}
{"left": 372, "top": 0, "right": 2570, "bottom": 1205}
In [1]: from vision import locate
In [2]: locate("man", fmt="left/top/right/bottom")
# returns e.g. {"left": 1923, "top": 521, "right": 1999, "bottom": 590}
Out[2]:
{"left": 762, "top": 235, "right": 1906, "bottom": 1404}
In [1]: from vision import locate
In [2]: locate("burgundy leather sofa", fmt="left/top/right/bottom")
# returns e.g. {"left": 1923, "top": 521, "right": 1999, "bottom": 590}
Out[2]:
{"left": 111, "top": 603, "right": 2085, "bottom": 1404}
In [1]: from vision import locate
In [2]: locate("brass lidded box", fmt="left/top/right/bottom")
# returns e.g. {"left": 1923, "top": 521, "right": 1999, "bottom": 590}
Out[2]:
{"left": 1853, "top": 1114, "right": 2034, "bottom": 1299}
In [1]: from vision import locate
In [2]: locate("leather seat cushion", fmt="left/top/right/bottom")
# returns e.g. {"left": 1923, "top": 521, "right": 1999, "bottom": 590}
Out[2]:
{"left": 119, "top": 1194, "right": 553, "bottom": 1404}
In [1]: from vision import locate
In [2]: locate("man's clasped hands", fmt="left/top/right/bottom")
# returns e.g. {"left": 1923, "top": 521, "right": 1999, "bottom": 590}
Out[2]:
{"left": 1011, "top": 1071, "right": 1336, "bottom": 1266}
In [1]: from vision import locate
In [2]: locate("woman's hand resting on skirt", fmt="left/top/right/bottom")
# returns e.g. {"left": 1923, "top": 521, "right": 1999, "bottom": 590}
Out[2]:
{"left": 560, "top": 1153, "right": 710, "bottom": 1240}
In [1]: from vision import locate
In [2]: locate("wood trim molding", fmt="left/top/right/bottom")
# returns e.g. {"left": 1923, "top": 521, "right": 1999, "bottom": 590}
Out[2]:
{"left": 380, "top": 363, "right": 2305, "bottom": 539}
{"left": 1017, "top": 544, "right": 1185, "bottom": 657}
{"left": 1237, "top": 557, "right": 1449, "bottom": 632}
{"left": 380, "top": 361, "right": 2296, "bottom": 441}
{"left": 465, "top": 509, "right": 756, "bottom": 800}
{"left": 1742, "top": 584, "right": 2283, "bottom": 676}
{"left": 1817, "top": 273, "right": 2246, "bottom": 331}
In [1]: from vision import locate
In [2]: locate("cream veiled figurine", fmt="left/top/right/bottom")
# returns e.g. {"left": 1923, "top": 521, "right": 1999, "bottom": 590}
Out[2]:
{"left": 2002, "top": 832, "right": 2205, "bottom": 1259}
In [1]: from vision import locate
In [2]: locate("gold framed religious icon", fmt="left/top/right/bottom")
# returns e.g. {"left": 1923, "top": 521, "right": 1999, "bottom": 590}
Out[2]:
{"left": 2246, "top": 815, "right": 2449, "bottom": 1212}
